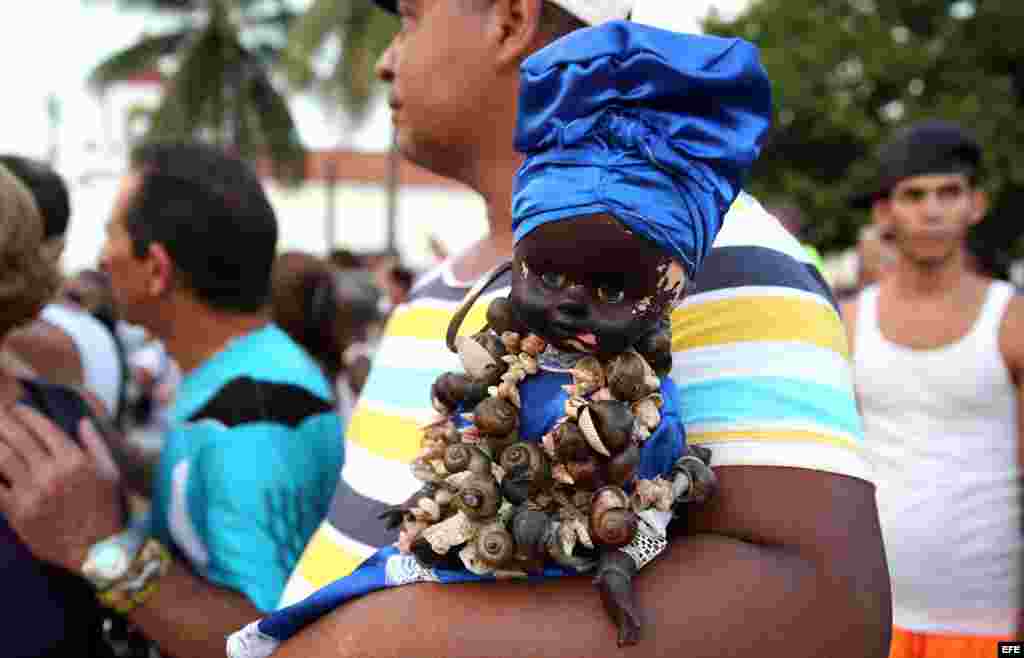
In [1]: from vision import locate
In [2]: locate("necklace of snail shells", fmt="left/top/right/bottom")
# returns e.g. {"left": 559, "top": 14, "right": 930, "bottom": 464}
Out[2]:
{"left": 400, "top": 285, "right": 681, "bottom": 579}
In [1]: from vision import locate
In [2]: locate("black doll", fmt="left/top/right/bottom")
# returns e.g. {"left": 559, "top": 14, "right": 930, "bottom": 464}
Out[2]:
{"left": 381, "top": 17, "right": 772, "bottom": 645}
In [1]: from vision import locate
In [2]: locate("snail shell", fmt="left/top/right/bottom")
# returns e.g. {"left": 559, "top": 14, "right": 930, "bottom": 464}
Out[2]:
{"left": 473, "top": 396, "right": 519, "bottom": 437}
{"left": 499, "top": 442, "right": 550, "bottom": 484}
{"left": 606, "top": 441, "right": 641, "bottom": 489}
{"left": 578, "top": 400, "right": 635, "bottom": 456}
{"left": 671, "top": 455, "right": 718, "bottom": 505}
{"left": 499, "top": 467, "right": 532, "bottom": 506}
{"left": 443, "top": 443, "right": 493, "bottom": 475}
{"left": 569, "top": 356, "right": 606, "bottom": 397}
{"left": 475, "top": 522, "right": 516, "bottom": 567}
{"left": 633, "top": 477, "right": 675, "bottom": 512}
{"left": 590, "top": 486, "right": 639, "bottom": 548}
{"left": 631, "top": 394, "right": 663, "bottom": 434}
{"left": 500, "top": 331, "right": 522, "bottom": 354}
{"left": 567, "top": 457, "right": 606, "bottom": 491}
{"left": 634, "top": 322, "right": 673, "bottom": 378}
{"left": 484, "top": 431, "right": 519, "bottom": 463}
{"left": 554, "top": 422, "right": 592, "bottom": 463}
{"left": 431, "top": 372, "right": 489, "bottom": 415}
{"left": 606, "top": 350, "right": 660, "bottom": 403}
{"left": 423, "top": 420, "right": 461, "bottom": 445}
{"left": 456, "top": 332, "right": 508, "bottom": 386}
{"left": 454, "top": 473, "right": 501, "bottom": 521}
{"left": 486, "top": 297, "right": 522, "bottom": 336}
{"left": 511, "top": 507, "right": 553, "bottom": 560}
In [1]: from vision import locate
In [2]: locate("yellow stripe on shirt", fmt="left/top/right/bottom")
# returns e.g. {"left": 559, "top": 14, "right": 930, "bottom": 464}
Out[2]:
{"left": 295, "top": 523, "right": 371, "bottom": 588}
{"left": 689, "top": 428, "right": 864, "bottom": 455}
{"left": 385, "top": 302, "right": 491, "bottom": 342}
{"left": 347, "top": 406, "right": 421, "bottom": 463}
{"left": 671, "top": 294, "right": 849, "bottom": 358}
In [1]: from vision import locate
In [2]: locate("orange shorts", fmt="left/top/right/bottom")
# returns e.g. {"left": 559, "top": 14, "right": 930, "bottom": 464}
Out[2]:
{"left": 888, "top": 626, "right": 1013, "bottom": 658}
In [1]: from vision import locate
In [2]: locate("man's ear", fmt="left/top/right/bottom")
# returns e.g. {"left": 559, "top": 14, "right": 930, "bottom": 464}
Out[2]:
{"left": 489, "top": 0, "right": 545, "bottom": 69}
{"left": 145, "top": 243, "right": 175, "bottom": 298}
{"left": 968, "top": 188, "right": 989, "bottom": 227}
{"left": 870, "top": 199, "right": 893, "bottom": 238}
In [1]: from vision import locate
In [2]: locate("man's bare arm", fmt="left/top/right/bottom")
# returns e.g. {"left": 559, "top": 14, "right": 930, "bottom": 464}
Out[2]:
{"left": 998, "top": 294, "right": 1024, "bottom": 635}
{"left": 125, "top": 557, "right": 264, "bottom": 658}
{"left": 276, "top": 466, "right": 892, "bottom": 658}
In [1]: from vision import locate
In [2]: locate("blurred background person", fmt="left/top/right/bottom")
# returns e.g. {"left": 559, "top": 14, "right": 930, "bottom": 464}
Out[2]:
{"left": 0, "top": 155, "right": 126, "bottom": 420}
{"left": 271, "top": 251, "right": 383, "bottom": 422}
{"left": 855, "top": 224, "right": 897, "bottom": 292}
{"left": 842, "top": 119, "right": 1022, "bottom": 656}
{"left": 0, "top": 162, "right": 123, "bottom": 658}
{"left": 770, "top": 200, "right": 827, "bottom": 275}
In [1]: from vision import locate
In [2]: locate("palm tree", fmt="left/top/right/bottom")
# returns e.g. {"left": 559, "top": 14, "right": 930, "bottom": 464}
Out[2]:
{"left": 86, "top": 0, "right": 306, "bottom": 178}
{"left": 282, "top": 0, "right": 399, "bottom": 250}
{"left": 281, "top": 0, "right": 397, "bottom": 125}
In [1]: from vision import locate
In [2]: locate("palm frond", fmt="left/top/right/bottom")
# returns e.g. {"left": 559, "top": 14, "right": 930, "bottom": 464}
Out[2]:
{"left": 88, "top": 30, "right": 191, "bottom": 90}
{"left": 245, "top": 64, "right": 307, "bottom": 182}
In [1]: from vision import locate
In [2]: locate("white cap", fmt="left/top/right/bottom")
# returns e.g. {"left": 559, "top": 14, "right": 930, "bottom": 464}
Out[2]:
{"left": 548, "top": 0, "right": 634, "bottom": 25}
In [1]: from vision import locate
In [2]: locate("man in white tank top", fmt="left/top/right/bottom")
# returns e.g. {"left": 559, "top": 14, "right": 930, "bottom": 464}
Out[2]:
{"left": 843, "top": 119, "right": 1023, "bottom": 656}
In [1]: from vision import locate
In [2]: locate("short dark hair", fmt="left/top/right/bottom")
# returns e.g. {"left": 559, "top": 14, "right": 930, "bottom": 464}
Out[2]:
{"left": 0, "top": 155, "right": 70, "bottom": 239}
{"left": 388, "top": 265, "right": 415, "bottom": 293}
{"left": 539, "top": 1, "right": 588, "bottom": 41}
{"left": 127, "top": 142, "right": 278, "bottom": 313}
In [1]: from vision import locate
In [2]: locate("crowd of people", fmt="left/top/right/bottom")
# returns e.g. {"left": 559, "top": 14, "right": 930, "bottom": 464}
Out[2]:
{"left": 0, "top": 1, "right": 1017, "bottom": 657}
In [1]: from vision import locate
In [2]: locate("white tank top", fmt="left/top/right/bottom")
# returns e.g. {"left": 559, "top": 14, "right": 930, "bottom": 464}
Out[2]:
{"left": 854, "top": 282, "right": 1020, "bottom": 635}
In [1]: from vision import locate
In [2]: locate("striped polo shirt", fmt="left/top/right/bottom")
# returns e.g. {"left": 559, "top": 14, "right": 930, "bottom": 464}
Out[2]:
{"left": 278, "top": 191, "right": 869, "bottom": 606}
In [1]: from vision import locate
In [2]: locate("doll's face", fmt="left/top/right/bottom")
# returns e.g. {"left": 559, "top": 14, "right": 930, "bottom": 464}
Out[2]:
{"left": 510, "top": 214, "right": 686, "bottom": 357}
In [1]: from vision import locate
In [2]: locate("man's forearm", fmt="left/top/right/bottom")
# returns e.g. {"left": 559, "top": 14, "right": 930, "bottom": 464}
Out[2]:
{"left": 278, "top": 532, "right": 891, "bottom": 658}
{"left": 125, "top": 555, "right": 263, "bottom": 658}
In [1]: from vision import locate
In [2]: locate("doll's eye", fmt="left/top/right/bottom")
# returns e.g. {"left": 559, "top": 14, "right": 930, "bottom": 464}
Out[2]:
{"left": 540, "top": 272, "right": 568, "bottom": 289}
{"left": 597, "top": 285, "right": 625, "bottom": 304}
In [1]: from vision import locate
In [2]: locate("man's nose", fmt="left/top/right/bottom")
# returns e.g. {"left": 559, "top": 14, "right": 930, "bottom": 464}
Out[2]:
{"left": 376, "top": 41, "right": 396, "bottom": 83}
{"left": 921, "top": 192, "right": 946, "bottom": 222}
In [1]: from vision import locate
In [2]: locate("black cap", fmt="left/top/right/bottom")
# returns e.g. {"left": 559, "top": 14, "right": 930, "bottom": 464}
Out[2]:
{"left": 850, "top": 119, "right": 982, "bottom": 209}
{"left": 372, "top": 0, "right": 397, "bottom": 12}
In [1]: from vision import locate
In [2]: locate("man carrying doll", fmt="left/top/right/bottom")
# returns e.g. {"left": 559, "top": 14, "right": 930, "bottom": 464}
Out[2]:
{"left": 267, "top": 2, "right": 890, "bottom": 657}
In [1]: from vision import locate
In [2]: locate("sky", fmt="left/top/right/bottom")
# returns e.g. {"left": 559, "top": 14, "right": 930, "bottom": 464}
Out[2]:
{"left": 0, "top": 0, "right": 751, "bottom": 163}
{"left": 0, "top": 0, "right": 751, "bottom": 271}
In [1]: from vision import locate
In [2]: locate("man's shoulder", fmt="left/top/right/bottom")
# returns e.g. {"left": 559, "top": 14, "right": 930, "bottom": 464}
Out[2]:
{"left": 703, "top": 193, "right": 834, "bottom": 303}
{"left": 997, "top": 283, "right": 1024, "bottom": 375}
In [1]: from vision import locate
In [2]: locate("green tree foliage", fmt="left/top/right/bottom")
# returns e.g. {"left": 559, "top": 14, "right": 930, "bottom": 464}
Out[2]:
{"left": 705, "top": 0, "right": 1024, "bottom": 264}
{"left": 282, "top": 0, "right": 398, "bottom": 125}
{"left": 86, "top": 0, "right": 306, "bottom": 179}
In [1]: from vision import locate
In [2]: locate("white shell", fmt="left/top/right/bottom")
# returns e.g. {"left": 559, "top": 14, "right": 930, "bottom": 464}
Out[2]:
{"left": 564, "top": 397, "right": 587, "bottom": 420}
{"left": 456, "top": 335, "right": 498, "bottom": 381}
{"left": 633, "top": 477, "right": 674, "bottom": 512}
{"left": 519, "top": 354, "right": 539, "bottom": 375}
{"left": 434, "top": 489, "right": 453, "bottom": 507}
{"left": 577, "top": 407, "right": 611, "bottom": 457}
{"left": 552, "top": 463, "right": 575, "bottom": 485}
{"left": 496, "top": 381, "right": 521, "bottom": 408}
{"left": 417, "top": 496, "right": 442, "bottom": 522}
{"left": 422, "top": 510, "right": 478, "bottom": 555}
{"left": 445, "top": 470, "right": 477, "bottom": 489}
{"left": 632, "top": 396, "right": 662, "bottom": 431}
{"left": 500, "top": 332, "right": 521, "bottom": 353}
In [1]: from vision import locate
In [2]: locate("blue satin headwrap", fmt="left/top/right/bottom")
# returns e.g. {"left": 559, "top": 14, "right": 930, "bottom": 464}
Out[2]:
{"left": 512, "top": 21, "right": 773, "bottom": 278}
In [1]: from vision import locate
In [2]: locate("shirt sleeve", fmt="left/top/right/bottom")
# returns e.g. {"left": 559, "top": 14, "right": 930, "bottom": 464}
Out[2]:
{"left": 670, "top": 199, "right": 872, "bottom": 482}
